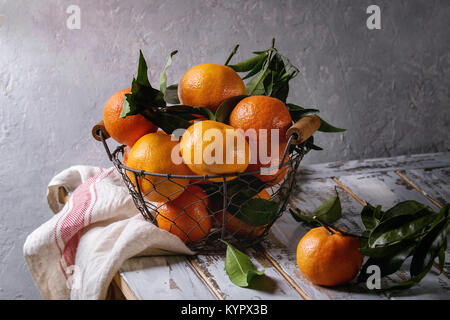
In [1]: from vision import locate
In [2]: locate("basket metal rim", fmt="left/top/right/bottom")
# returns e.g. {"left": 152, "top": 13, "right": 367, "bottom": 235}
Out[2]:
{"left": 107, "top": 133, "right": 302, "bottom": 180}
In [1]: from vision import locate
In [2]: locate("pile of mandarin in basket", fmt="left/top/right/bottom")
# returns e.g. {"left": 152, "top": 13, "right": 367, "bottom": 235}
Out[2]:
{"left": 99, "top": 39, "right": 343, "bottom": 245}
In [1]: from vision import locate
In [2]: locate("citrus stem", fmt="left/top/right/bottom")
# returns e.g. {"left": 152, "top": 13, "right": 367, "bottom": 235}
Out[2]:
{"left": 225, "top": 44, "right": 240, "bottom": 66}
{"left": 312, "top": 216, "right": 335, "bottom": 235}
{"left": 312, "top": 215, "right": 367, "bottom": 239}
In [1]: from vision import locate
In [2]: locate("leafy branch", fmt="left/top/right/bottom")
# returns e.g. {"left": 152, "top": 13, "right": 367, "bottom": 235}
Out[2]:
{"left": 290, "top": 194, "right": 450, "bottom": 291}
{"left": 120, "top": 50, "right": 214, "bottom": 134}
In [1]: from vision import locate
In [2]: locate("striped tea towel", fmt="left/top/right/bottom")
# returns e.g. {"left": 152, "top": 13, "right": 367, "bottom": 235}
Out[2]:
{"left": 24, "top": 166, "right": 194, "bottom": 300}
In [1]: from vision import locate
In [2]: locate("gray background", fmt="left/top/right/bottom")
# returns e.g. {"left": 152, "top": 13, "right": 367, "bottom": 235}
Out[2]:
{"left": 0, "top": 0, "right": 448, "bottom": 299}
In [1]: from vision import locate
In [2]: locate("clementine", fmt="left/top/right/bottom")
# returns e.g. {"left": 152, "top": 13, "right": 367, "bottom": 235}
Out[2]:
{"left": 125, "top": 132, "right": 193, "bottom": 202}
{"left": 157, "top": 185, "right": 212, "bottom": 243}
{"left": 180, "top": 120, "right": 250, "bottom": 182}
{"left": 229, "top": 95, "right": 292, "bottom": 147}
{"left": 178, "top": 64, "right": 246, "bottom": 112}
{"left": 296, "top": 227, "right": 363, "bottom": 286}
{"left": 103, "top": 88, "right": 157, "bottom": 146}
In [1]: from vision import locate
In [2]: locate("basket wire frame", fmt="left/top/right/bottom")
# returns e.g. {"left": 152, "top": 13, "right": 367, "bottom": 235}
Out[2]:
{"left": 99, "top": 130, "right": 305, "bottom": 253}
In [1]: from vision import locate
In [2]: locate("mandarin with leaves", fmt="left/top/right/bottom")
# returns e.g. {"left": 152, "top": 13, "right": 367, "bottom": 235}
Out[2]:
{"left": 103, "top": 88, "right": 157, "bottom": 146}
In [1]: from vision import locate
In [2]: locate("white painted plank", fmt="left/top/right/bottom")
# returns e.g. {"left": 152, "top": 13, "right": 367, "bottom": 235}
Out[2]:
{"left": 336, "top": 171, "right": 450, "bottom": 299}
{"left": 298, "top": 152, "right": 450, "bottom": 180}
{"left": 264, "top": 178, "right": 389, "bottom": 300}
{"left": 119, "top": 256, "right": 216, "bottom": 300}
{"left": 190, "top": 247, "right": 304, "bottom": 300}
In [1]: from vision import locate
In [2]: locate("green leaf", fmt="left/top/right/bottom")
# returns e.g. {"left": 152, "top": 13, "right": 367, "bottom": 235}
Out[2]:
{"left": 382, "top": 201, "right": 428, "bottom": 221}
{"left": 163, "top": 105, "right": 216, "bottom": 121}
{"left": 311, "top": 188, "right": 342, "bottom": 224}
{"left": 438, "top": 242, "right": 447, "bottom": 272}
{"left": 359, "top": 239, "right": 415, "bottom": 258}
{"left": 228, "top": 53, "right": 268, "bottom": 73}
{"left": 120, "top": 93, "right": 136, "bottom": 118}
{"left": 439, "top": 204, "right": 450, "bottom": 218}
{"left": 289, "top": 189, "right": 342, "bottom": 225}
{"left": 410, "top": 217, "right": 449, "bottom": 277}
{"left": 136, "top": 50, "right": 151, "bottom": 87}
{"left": 141, "top": 109, "right": 191, "bottom": 133}
{"left": 358, "top": 242, "right": 416, "bottom": 283}
{"left": 304, "top": 136, "right": 323, "bottom": 152}
{"left": 381, "top": 266, "right": 430, "bottom": 291}
{"left": 164, "top": 84, "right": 180, "bottom": 104}
{"left": 215, "top": 95, "right": 247, "bottom": 123}
{"left": 318, "top": 118, "right": 346, "bottom": 133}
{"left": 368, "top": 212, "right": 440, "bottom": 247}
{"left": 286, "top": 103, "right": 320, "bottom": 122}
{"left": 360, "top": 204, "right": 383, "bottom": 231}
{"left": 289, "top": 208, "right": 316, "bottom": 224}
{"left": 221, "top": 240, "right": 264, "bottom": 287}
{"left": 159, "top": 50, "right": 178, "bottom": 99}
{"left": 238, "top": 198, "right": 280, "bottom": 226}
{"left": 246, "top": 67, "right": 270, "bottom": 95}
{"left": 242, "top": 55, "right": 267, "bottom": 80}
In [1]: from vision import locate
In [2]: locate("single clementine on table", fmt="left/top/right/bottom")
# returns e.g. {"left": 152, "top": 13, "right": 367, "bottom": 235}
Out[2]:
{"left": 215, "top": 189, "right": 271, "bottom": 239}
{"left": 157, "top": 185, "right": 212, "bottom": 243}
{"left": 103, "top": 88, "right": 157, "bottom": 146}
{"left": 180, "top": 120, "right": 250, "bottom": 182}
{"left": 178, "top": 64, "right": 246, "bottom": 112}
{"left": 296, "top": 227, "right": 363, "bottom": 286}
{"left": 125, "top": 132, "right": 193, "bottom": 202}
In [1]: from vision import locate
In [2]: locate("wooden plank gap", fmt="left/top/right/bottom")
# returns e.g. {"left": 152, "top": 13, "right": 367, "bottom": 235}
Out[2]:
{"left": 332, "top": 177, "right": 367, "bottom": 206}
{"left": 186, "top": 256, "right": 224, "bottom": 300}
{"left": 113, "top": 273, "right": 138, "bottom": 300}
{"left": 259, "top": 247, "right": 311, "bottom": 300}
{"left": 394, "top": 171, "right": 443, "bottom": 209}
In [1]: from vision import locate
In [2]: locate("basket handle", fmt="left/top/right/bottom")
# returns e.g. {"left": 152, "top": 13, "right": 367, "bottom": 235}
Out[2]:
{"left": 286, "top": 115, "right": 321, "bottom": 145}
{"left": 92, "top": 120, "right": 111, "bottom": 141}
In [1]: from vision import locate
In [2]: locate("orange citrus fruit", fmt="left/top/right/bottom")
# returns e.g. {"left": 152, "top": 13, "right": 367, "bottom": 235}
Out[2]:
{"left": 216, "top": 189, "right": 271, "bottom": 239}
{"left": 125, "top": 132, "right": 192, "bottom": 202}
{"left": 156, "top": 185, "right": 212, "bottom": 243}
{"left": 229, "top": 95, "right": 292, "bottom": 147}
{"left": 296, "top": 227, "right": 363, "bottom": 286}
{"left": 246, "top": 141, "right": 289, "bottom": 186}
{"left": 180, "top": 120, "right": 250, "bottom": 182}
{"left": 122, "top": 146, "right": 131, "bottom": 166}
{"left": 178, "top": 64, "right": 246, "bottom": 112}
{"left": 103, "top": 88, "right": 157, "bottom": 146}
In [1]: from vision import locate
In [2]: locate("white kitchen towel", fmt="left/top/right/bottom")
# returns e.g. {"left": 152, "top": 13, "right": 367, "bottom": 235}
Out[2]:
{"left": 23, "top": 166, "right": 194, "bottom": 300}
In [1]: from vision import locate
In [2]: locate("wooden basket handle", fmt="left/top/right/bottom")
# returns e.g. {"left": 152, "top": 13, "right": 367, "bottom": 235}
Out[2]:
{"left": 92, "top": 120, "right": 111, "bottom": 141}
{"left": 286, "top": 115, "right": 321, "bottom": 145}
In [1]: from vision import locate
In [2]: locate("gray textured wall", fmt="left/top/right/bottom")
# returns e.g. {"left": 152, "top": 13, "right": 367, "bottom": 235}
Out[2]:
{"left": 0, "top": 0, "right": 448, "bottom": 299}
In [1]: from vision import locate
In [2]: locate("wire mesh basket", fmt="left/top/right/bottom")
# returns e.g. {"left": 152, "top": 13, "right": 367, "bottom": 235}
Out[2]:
{"left": 92, "top": 116, "right": 319, "bottom": 253}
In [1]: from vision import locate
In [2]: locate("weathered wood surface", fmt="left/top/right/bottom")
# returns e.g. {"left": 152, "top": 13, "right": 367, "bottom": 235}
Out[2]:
{"left": 298, "top": 152, "right": 450, "bottom": 180}
{"left": 118, "top": 256, "right": 215, "bottom": 300}
{"left": 117, "top": 153, "right": 450, "bottom": 300}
